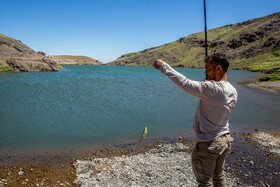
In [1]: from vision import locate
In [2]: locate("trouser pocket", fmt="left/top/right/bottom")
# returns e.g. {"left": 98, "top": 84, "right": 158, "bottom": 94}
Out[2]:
{"left": 208, "top": 138, "right": 226, "bottom": 155}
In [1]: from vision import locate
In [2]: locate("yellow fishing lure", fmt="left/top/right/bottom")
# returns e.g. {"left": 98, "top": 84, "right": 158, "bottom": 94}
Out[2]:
{"left": 139, "top": 127, "right": 147, "bottom": 143}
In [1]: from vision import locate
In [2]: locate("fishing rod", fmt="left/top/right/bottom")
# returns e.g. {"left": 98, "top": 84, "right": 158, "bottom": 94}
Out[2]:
{"left": 204, "top": 0, "right": 208, "bottom": 80}
{"left": 204, "top": 0, "right": 208, "bottom": 57}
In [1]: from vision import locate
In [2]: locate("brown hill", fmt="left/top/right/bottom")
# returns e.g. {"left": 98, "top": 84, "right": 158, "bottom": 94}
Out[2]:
{"left": 50, "top": 55, "right": 103, "bottom": 65}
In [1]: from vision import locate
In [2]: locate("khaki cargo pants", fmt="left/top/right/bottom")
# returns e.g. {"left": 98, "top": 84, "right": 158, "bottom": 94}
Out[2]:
{"left": 191, "top": 134, "right": 234, "bottom": 187}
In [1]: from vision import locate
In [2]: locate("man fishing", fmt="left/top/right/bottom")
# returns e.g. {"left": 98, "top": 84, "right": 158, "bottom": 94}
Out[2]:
{"left": 154, "top": 53, "right": 237, "bottom": 187}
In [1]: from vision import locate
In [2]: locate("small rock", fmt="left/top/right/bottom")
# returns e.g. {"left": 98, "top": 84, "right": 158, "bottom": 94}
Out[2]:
{"left": 18, "top": 171, "right": 24, "bottom": 176}
{"left": 243, "top": 174, "right": 249, "bottom": 177}
{"left": 249, "top": 160, "right": 254, "bottom": 166}
{"left": 237, "top": 181, "right": 243, "bottom": 185}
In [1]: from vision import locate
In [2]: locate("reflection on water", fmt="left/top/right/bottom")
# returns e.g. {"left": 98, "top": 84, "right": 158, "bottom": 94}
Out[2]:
{"left": 0, "top": 65, "right": 279, "bottom": 152}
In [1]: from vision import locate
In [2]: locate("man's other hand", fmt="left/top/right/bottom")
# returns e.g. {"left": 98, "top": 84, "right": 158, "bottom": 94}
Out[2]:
{"left": 154, "top": 59, "right": 164, "bottom": 69}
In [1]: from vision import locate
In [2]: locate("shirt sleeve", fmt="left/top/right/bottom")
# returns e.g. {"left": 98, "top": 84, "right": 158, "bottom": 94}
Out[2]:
{"left": 159, "top": 62, "right": 215, "bottom": 100}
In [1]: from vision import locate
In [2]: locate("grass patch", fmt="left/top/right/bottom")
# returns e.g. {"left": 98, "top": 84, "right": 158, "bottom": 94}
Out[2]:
{"left": 249, "top": 60, "right": 280, "bottom": 72}
{"left": 259, "top": 73, "right": 280, "bottom": 81}
{"left": 58, "top": 66, "right": 64, "bottom": 70}
{"left": 230, "top": 53, "right": 280, "bottom": 71}
{"left": 177, "top": 47, "right": 204, "bottom": 66}
{"left": 0, "top": 66, "right": 13, "bottom": 72}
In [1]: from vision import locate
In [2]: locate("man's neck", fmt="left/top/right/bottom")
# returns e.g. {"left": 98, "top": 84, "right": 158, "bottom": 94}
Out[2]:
{"left": 216, "top": 73, "right": 228, "bottom": 82}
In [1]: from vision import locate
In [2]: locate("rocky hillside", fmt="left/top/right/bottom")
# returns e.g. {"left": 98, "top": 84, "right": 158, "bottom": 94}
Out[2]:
{"left": 0, "top": 33, "right": 61, "bottom": 72}
{"left": 108, "top": 12, "right": 280, "bottom": 73}
{"left": 50, "top": 55, "right": 103, "bottom": 65}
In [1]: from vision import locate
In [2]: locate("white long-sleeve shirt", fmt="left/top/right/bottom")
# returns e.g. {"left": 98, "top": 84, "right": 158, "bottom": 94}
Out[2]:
{"left": 160, "top": 62, "right": 238, "bottom": 142}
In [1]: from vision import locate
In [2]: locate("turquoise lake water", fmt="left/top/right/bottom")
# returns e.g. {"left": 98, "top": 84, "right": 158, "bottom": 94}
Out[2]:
{"left": 0, "top": 65, "right": 279, "bottom": 152}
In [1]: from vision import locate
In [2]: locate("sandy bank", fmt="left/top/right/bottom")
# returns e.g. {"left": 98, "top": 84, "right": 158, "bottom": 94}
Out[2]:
{"left": 246, "top": 81, "right": 280, "bottom": 94}
{"left": 0, "top": 131, "right": 279, "bottom": 186}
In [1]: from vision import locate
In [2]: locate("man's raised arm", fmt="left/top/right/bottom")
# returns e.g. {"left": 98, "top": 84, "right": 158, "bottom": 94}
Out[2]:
{"left": 154, "top": 59, "right": 213, "bottom": 100}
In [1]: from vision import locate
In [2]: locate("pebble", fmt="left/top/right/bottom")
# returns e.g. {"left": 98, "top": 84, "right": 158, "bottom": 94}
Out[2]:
{"left": 18, "top": 171, "right": 24, "bottom": 176}
{"left": 249, "top": 160, "right": 254, "bottom": 166}
{"left": 243, "top": 174, "right": 249, "bottom": 177}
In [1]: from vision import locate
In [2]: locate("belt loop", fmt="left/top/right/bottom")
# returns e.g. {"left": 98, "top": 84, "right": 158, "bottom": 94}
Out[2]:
{"left": 221, "top": 133, "right": 229, "bottom": 138}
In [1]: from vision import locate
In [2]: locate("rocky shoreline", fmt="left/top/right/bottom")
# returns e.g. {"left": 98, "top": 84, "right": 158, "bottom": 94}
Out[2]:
{"left": 2, "top": 57, "right": 62, "bottom": 72}
{"left": 74, "top": 142, "right": 237, "bottom": 187}
{"left": 74, "top": 132, "right": 280, "bottom": 187}
{"left": 0, "top": 131, "right": 279, "bottom": 186}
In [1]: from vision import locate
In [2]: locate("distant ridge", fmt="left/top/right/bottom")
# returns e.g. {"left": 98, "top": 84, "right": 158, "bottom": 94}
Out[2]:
{"left": 50, "top": 55, "right": 103, "bottom": 65}
{"left": 108, "top": 12, "right": 280, "bottom": 73}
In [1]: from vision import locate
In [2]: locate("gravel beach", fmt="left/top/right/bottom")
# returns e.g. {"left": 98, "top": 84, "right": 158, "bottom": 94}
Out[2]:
{"left": 0, "top": 131, "right": 279, "bottom": 186}
{"left": 74, "top": 142, "right": 237, "bottom": 187}
{"left": 74, "top": 131, "right": 280, "bottom": 187}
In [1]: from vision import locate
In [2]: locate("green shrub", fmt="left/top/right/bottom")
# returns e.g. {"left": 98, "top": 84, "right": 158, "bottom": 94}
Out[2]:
{"left": 0, "top": 66, "right": 13, "bottom": 72}
{"left": 259, "top": 73, "right": 280, "bottom": 81}
{"left": 58, "top": 66, "right": 64, "bottom": 70}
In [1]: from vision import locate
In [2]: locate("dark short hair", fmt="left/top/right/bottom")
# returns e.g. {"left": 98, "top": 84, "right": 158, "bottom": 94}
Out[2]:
{"left": 204, "top": 53, "right": 229, "bottom": 72}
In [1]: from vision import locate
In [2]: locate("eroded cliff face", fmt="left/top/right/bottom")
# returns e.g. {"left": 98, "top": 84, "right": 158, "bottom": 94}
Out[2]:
{"left": 0, "top": 34, "right": 61, "bottom": 72}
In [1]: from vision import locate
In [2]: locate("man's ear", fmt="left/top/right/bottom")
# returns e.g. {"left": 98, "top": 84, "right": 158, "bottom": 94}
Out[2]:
{"left": 216, "top": 65, "right": 222, "bottom": 72}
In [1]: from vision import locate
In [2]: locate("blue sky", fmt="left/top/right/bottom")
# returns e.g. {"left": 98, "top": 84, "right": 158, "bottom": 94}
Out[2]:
{"left": 1, "top": 0, "right": 280, "bottom": 63}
